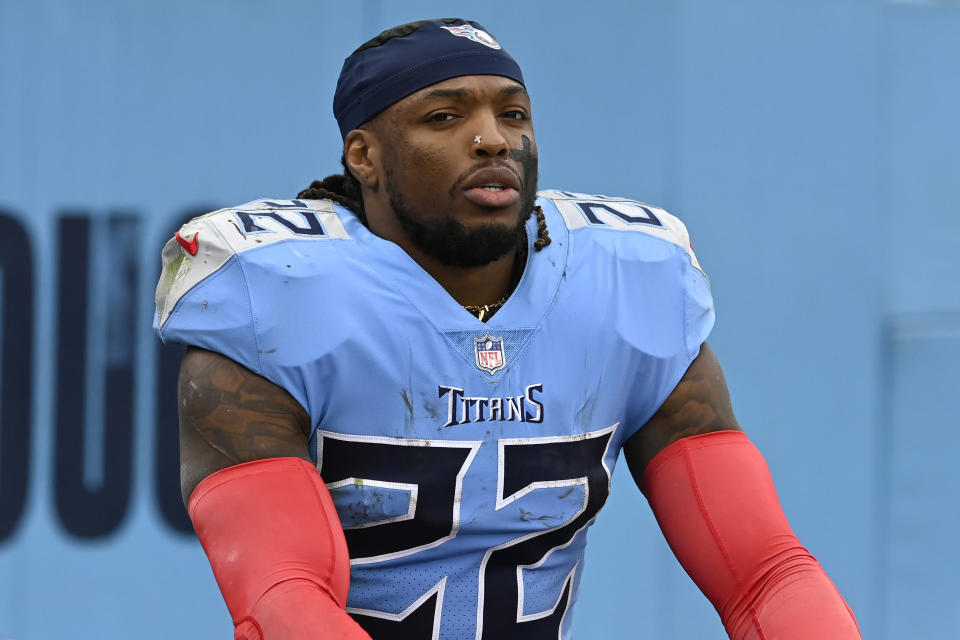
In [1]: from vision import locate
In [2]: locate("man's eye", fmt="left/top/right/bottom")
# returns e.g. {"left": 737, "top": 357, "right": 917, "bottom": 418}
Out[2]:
{"left": 501, "top": 110, "right": 528, "bottom": 120}
{"left": 427, "top": 113, "right": 458, "bottom": 122}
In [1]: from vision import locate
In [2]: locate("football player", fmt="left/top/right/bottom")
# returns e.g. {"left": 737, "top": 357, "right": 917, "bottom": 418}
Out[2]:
{"left": 156, "top": 18, "right": 861, "bottom": 639}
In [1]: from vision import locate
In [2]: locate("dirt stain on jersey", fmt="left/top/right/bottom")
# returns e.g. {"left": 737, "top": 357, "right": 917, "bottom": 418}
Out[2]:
{"left": 576, "top": 372, "right": 602, "bottom": 427}
{"left": 401, "top": 389, "right": 415, "bottom": 433}
{"left": 519, "top": 508, "right": 560, "bottom": 524}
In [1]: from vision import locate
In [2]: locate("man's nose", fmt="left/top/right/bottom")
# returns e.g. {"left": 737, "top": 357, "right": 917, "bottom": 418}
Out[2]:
{"left": 470, "top": 118, "right": 509, "bottom": 158}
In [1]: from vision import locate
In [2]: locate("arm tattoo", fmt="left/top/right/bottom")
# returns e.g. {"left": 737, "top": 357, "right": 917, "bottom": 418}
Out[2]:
{"left": 178, "top": 347, "right": 312, "bottom": 504}
{"left": 623, "top": 343, "right": 741, "bottom": 481}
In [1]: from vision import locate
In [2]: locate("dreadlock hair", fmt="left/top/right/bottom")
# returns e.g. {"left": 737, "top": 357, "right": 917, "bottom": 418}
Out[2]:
{"left": 298, "top": 17, "right": 550, "bottom": 251}
{"left": 532, "top": 206, "right": 550, "bottom": 250}
{"left": 297, "top": 155, "right": 367, "bottom": 223}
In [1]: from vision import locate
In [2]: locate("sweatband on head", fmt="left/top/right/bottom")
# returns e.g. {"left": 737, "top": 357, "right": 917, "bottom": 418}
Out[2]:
{"left": 333, "top": 18, "right": 525, "bottom": 139}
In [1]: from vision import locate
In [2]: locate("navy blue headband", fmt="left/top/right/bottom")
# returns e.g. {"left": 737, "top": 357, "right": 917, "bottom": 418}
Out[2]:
{"left": 333, "top": 19, "right": 525, "bottom": 140}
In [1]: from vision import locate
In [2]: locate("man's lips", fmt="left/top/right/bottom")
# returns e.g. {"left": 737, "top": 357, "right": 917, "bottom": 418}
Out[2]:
{"left": 461, "top": 166, "right": 521, "bottom": 208}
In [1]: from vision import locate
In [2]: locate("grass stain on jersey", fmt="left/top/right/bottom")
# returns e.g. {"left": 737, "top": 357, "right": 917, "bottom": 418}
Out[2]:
{"left": 159, "top": 251, "right": 188, "bottom": 301}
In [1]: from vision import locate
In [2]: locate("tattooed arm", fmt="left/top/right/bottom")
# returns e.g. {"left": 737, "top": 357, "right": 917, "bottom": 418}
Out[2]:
{"left": 622, "top": 342, "right": 739, "bottom": 477}
{"left": 623, "top": 344, "right": 860, "bottom": 639}
{"left": 178, "top": 346, "right": 312, "bottom": 505}
{"left": 177, "top": 347, "right": 369, "bottom": 638}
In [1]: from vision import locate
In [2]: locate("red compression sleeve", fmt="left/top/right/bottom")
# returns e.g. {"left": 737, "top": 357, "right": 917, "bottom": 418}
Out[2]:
{"left": 642, "top": 430, "right": 861, "bottom": 640}
{"left": 188, "top": 457, "right": 370, "bottom": 640}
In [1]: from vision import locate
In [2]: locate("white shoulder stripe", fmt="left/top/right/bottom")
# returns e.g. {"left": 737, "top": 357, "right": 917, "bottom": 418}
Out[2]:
{"left": 155, "top": 199, "right": 349, "bottom": 329}
{"left": 539, "top": 190, "right": 703, "bottom": 272}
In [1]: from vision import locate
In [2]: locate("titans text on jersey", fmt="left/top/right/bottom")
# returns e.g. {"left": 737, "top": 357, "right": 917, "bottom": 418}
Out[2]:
{"left": 155, "top": 190, "right": 713, "bottom": 640}
{"left": 439, "top": 383, "right": 544, "bottom": 426}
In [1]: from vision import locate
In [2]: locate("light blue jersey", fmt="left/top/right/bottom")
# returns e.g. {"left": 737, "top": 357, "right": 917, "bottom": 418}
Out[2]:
{"left": 154, "top": 191, "right": 714, "bottom": 639}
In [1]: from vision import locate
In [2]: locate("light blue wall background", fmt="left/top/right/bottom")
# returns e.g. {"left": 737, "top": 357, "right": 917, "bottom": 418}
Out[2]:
{"left": 1, "top": 1, "right": 957, "bottom": 638}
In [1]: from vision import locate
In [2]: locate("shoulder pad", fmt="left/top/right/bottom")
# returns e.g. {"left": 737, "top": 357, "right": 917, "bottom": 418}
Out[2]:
{"left": 155, "top": 199, "right": 350, "bottom": 329}
{"left": 538, "top": 190, "right": 703, "bottom": 272}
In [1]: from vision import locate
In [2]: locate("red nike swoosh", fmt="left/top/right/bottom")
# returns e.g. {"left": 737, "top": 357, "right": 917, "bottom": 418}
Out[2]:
{"left": 175, "top": 231, "right": 199, "bottom": 256}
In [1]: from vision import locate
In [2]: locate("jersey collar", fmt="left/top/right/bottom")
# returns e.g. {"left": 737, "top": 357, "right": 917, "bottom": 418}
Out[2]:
{"left": 346, "top": 198, "right": 569, "bottom": 332}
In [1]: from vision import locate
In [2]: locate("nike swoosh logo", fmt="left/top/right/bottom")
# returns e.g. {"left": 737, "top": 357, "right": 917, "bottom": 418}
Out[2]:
{"left": 175, "top": 231, "right": 199, "bottom": 256}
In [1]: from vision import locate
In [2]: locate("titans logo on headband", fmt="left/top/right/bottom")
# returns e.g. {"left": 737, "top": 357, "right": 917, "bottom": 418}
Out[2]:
{"left": 440, "top": 24, "right": 502, "bottom": 49}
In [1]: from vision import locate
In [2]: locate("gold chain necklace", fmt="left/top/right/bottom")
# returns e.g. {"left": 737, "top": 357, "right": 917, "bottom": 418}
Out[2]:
{"left": 462, "top": 230, "right": 528, "bottom": 322}
{"left": 464, "top": 295, "right": 508, "bottom": 322}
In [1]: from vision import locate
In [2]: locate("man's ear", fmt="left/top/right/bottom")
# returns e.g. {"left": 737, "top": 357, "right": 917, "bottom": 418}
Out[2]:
{"left": 343, "top": 129, "right": 379, "bottom": 190}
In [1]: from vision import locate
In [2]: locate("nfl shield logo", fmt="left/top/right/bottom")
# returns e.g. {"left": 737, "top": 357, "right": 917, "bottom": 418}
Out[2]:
{"left": 474, "top": 334, "right": 506, "bottom": 375}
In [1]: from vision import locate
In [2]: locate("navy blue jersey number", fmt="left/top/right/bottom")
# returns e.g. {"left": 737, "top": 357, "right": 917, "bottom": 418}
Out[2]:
{"left": 318, "top": 428, "right": 614, "bottom": 639}
{"left": 318, "top": 434, "right": 479, "bottom": 638}
{"left": 575, "top": 200, "right": 663, "bottom": 228}
{"left": 478, "top": 430, "right": 613, "bottom": 638}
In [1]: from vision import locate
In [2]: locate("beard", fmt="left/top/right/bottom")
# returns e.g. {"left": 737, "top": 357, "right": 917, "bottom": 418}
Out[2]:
{"left": 385, "top": 163, "right": 539, "bottom": 268}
